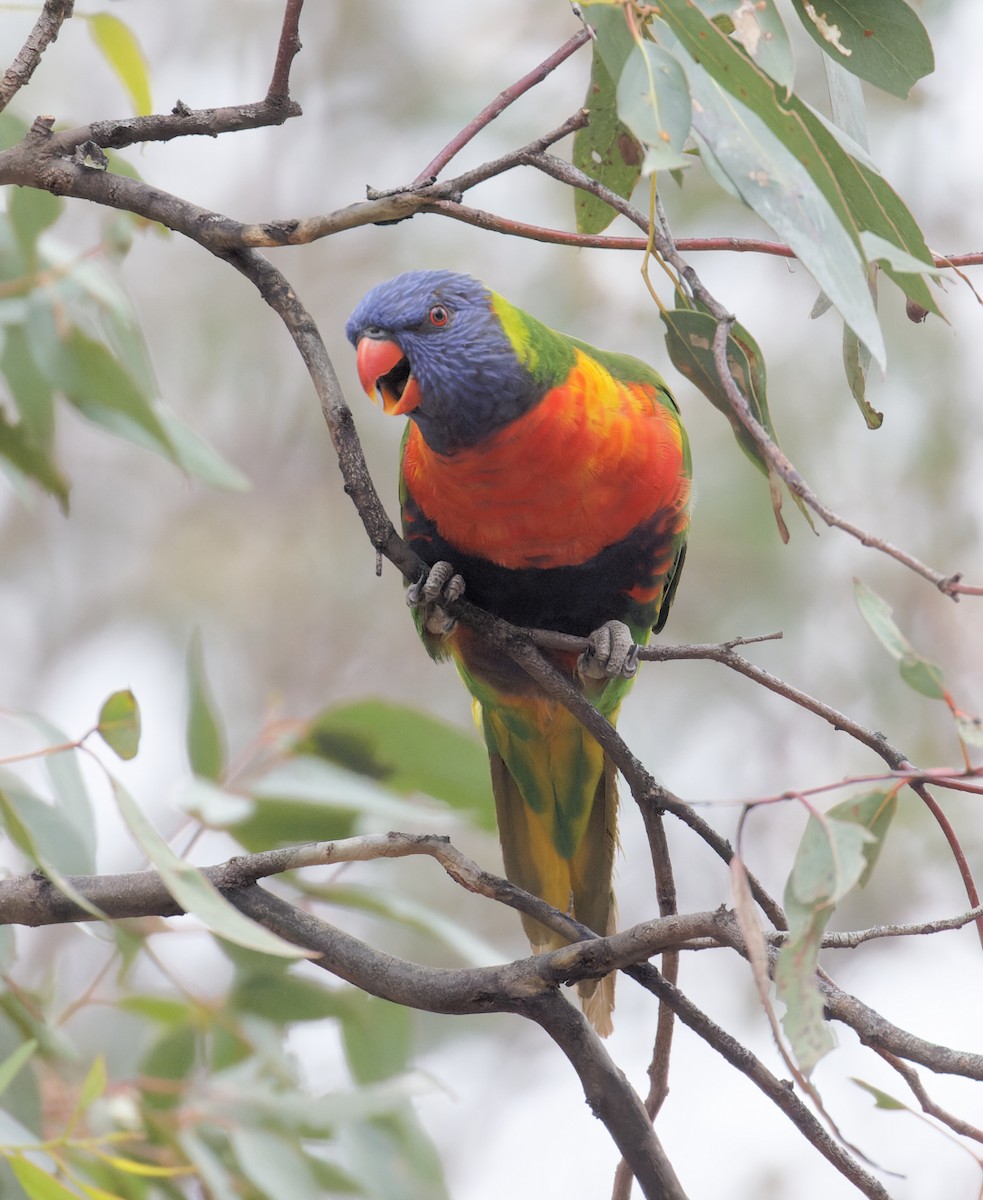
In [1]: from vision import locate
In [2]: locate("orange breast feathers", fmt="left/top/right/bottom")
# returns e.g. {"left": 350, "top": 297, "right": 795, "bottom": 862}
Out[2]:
{"left": 401, "top": 348, "right": 690, "bottom": 570}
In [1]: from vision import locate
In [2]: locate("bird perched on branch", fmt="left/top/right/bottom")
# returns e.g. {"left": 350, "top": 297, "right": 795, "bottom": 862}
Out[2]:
{"left": 347, "top": 270, "right": 691, "bottom": 1034}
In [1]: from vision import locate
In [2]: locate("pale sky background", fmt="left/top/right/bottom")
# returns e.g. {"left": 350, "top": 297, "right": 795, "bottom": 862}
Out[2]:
{"left": 1, "top": 2, "right": 981, "bottom": 1197}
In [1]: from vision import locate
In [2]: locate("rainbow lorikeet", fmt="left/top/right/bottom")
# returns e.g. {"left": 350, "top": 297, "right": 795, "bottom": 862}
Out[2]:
{"left": 347, "top": 271, "right": 691, "bottom": 1034}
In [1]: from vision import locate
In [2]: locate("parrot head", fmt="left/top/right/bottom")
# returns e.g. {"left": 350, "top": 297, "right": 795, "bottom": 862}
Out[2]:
{"left": 346, "top": 270, "right": 542, "bottom": 455}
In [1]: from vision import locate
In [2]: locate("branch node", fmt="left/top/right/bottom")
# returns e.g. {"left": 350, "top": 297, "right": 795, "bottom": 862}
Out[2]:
{"left": 71, "top": 140, "right": 108, "bottom": 169}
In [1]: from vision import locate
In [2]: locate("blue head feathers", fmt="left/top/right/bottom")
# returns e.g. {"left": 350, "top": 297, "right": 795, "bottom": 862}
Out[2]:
{"left": 346, "top": 270, "right": 542, "bottom": 455}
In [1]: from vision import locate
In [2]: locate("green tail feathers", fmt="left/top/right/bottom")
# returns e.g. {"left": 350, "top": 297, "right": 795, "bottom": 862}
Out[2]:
{"left": 485, "top": 706, "right": 620, "bottom": 1037}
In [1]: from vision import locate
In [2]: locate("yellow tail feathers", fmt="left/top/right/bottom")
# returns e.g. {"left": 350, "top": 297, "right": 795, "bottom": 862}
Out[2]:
{"left": 488, "top": 750, "right": 619, "bottom": 1037}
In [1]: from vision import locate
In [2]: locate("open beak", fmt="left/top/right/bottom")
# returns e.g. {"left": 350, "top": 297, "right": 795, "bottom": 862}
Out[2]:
{"left": 355, "top": 336, "right": 422, "bottom": 416}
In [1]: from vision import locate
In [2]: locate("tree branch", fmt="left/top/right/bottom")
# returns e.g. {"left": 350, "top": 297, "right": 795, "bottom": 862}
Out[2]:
{"left": 871, "top": 1049, "right": 983, "bottom": 1144}
{"left": 231, "top": 883, "right": 689, "bottom": 1200}
{"left": 0, "top": 0, "right": 73, "bottom": 113}
{"left": 411, "top": 25, "right": 591, "bottom": 185}
{"left": 623, "top": 960, "right": 892, "bottom": 1200}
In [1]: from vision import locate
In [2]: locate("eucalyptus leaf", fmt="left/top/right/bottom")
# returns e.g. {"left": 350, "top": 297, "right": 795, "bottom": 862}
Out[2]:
{"left": 111, "top": 777, "right": 308, "bottom": 958}
{"left": 574, "top": 42, "right": 643, "bottom": 234}
{"left": 791, "top": 0, "right": 934, "bottom": 99}
{"left": 776, "top": 795, "right": 894, "bottom": 1073}
{"left": 854, "top": 580, "right": 947, "bottom": 700}
{"left": 97, "top": 688, "right": 141, "bottom": 761}
{"left": 617, "top": 40, "right": 691, "bottom": 173}
{"left": 186, "top": 631, "right": 226, "bottom": 781}
{"left": 299, "top": 701, "right": 495, "bottom": 829}
{"left": 87, "top": 13, "right": 153, "bottom": 115}
{"left": 851, "top": 1077, "right": 909, "bottom": 1111}
{"left": 660, "top": 0, "right": 940, "bottom": 325}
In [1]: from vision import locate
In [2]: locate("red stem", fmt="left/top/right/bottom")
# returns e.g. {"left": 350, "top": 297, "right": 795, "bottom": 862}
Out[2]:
{"left": 913, "top": 784, "right": 983, "bottom": 949}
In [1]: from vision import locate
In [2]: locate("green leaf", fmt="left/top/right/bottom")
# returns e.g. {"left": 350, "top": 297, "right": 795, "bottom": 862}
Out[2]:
{"left": 823, "top": 54, "right": 869, "bottom": 150}
{"left": 87, "top": 13, "right": 153, "bottom": 116}
{"left": 29, "top": 318, "right": 174, "bottom": 460}
{"left": 186, "top": 631, "right": 226, "bottom": 781}
{"left": 680, "top": 56, "right": 885, "bottom": 366}
{"left": 76, "top": 1056, "right": 108, "bottom": 1112}
{"left": 787, "top": 815, "right": 873, "bottom": 910}
{"left": 954, "top": 711, "right": 983, "bottom": 749}
{"left": 155, "top": 404, "right": 251, "bottom": 492}
{"left": 7, "top": 189, "right": 63, "bottom": 271}
{"left": 791, "top": 0, "right": 934, "bottom": 99}
{"left": 842, "top": 325, "right": 882, "bottom": 430}
{"left": 314, "top": 883, "right": 502, "bottom": 966}
{"left": 854, "top": 580, "right": 947, "bottom": 699}
{"left": 111, "top": 777, "right": 307, "bottom": 958}
{"left": 776, "top": 799, "right": 890, "bottom": 1073}
{"left": 0, "top": 771, "right": 93, "bottom": 874}
{"left": 617, "top": 41, "right": 691, "bottom": 173}
{"left": 0, "top": 407, "right": 69, "bottom": 511}
{"left": 9, "top": 1157, "right": 81, "bottom": 1200}
{"left": 97, "top": 689, "right": 141, "bottom": 761}
{"left": 340, "top": 992, "right": 413, "bottom": 1086}
{"left": 175, "top": 776, "right": 253, "bottom": 827}
{"left": 230, "top": 1128, "right": 327, "bottom": 1200}
{"left": 8, "top": 714, "right": 97, "bottom": 870}
{"left": 229, "top": 795, "right": 356, "bottom": 853}
{"left": 660, "top": 1, "right": 940, "bottom": 333}
{"left": 340, "top": 1110, "right": 450, "bottom": 1200}
{"left": 574, "top": 42, "right": 643, "bottom": 234}
{"left": 0, "top": 1039, "right": 37, "bottom": 1096}
{"left": 693, "top": 0, "right": 794, "bottom": 89}
{"left": 828, "top": 789, "right": 897, "bottom": 887}
{"left": 141, "top": 1025, "right": 196, "bottom": 1109}
{"left": 851, "top": 1077, "right": 909, "bottom": 1111}
{"left": 859, "top": 231, "right": 942, "bottom": 278}
{"left": 582, "top": 2, "right": 636, "bottom": 81}
{"left": 661, "top": 307, "right": 811, "bottom": 539}
{"left": 230, "top": 972, "right": 346, "bottom": 1025}
{"left": 119, "top": 995, "right": 192, "bottom": 1025}
{"left": 298, "top": 701, "right": 495, "bottom": 829}
{"left": 1, "top": 323, "right": 55, "bottom": 447}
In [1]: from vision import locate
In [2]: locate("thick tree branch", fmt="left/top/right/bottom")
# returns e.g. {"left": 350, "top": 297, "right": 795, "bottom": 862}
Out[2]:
{"left": 1, "top": 832, "right": 978, "bottom": 1194}
{"left": 3, "top": 837, "right": 979, "bottom": 1082}
{"left": 231, "top": 883, "right": 688, "bottom": 1200}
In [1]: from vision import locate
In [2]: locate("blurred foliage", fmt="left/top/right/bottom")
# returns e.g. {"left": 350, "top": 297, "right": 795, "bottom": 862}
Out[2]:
{"left": 0, "top": 2, "right": 980, "bottom": 1198}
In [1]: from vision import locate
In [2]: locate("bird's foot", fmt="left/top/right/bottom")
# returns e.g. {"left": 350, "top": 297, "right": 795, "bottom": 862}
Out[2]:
{"left": 578, "top": 620, "right": 639, "bottom": 680}
{"left": 406, "top": 561, "right": 465, "bottom": 636}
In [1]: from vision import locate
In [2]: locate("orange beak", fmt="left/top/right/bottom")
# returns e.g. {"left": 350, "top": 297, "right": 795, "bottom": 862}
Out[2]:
{"left": 355, "top": 336, "right": 422, "bottom": 416}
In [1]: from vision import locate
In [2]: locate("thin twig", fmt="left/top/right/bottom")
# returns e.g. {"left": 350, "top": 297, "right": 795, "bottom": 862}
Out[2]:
{"left": 808, "top": 905, "right": 983, "bottom": 948}
{"left": 0, "top": 0, "right": 74, "bottom": 113}
{"left": 624, "top": 961, "right": 892, "bottom": 1200}
{"left": 612, "top": 807, "right": 680, "bottom": 1200}
{"left": 870, "top": 1048, "right": 983, "bottom": 1145}
{"left": 411, "top": 26, "right": 591, "bottom": 186}
{"left": 266, "top": 0, "right": 304, "bottom": 102}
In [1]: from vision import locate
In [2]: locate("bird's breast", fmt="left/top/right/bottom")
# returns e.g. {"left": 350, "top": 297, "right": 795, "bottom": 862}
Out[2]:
{"left": 401, "top": 349, "right": 689, "bottom": 571}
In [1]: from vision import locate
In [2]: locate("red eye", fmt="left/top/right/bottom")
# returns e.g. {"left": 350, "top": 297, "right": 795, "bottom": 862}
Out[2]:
{"left": 429, "top": 305, "right": 449, "bottom": 327}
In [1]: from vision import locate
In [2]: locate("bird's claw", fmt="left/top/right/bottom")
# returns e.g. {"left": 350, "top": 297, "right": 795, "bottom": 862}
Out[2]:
{"left": 578, "top": 620, "right": 639, "bottom": 680}
{"left": 406, "top": 561, "right": 465, "bottom": 635}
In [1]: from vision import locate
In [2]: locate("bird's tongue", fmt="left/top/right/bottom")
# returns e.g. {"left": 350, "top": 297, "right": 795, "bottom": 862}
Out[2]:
{"left": 356, "top": 337, "right": 421, "bottom": 416}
